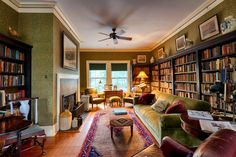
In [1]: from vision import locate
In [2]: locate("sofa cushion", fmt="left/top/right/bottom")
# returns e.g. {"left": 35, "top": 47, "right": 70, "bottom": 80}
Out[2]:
{"left": 138, "top": 93, "right": 155, "bottom": 105}
{"left": 151, "top": 99, "right": 169, "bottom": 112}
{"left": 165, "top": 100, "right": 186, "bottom": 114}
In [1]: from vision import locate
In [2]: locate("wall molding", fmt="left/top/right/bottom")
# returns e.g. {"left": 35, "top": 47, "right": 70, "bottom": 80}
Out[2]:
{"left": 3, "top": 0, "right": 224, "bottom": 52}
{"left": 2, "top": 0, "right": 81, "bottom": 43}
{"left": 151, "top": 0, "right": 224, "bottom": 51}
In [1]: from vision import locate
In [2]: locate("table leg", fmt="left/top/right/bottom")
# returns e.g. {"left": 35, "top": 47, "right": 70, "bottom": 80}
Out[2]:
{"left": 131, "top": 125, "right": 133, "bottom": 137}
{"left": 16, "top": 131, "right": 22, "bottom": 157}
{"left": 111, "top": 126, "right": 113, "bottom": 138}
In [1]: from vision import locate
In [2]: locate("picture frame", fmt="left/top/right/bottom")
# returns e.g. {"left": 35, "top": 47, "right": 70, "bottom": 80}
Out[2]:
{"left": 137, "top": 55, "right": 146, "bottom": 63}
{"left": 62, "top": 32, "right": 78, "bottom": 70}
{"left": 157, "top": 48, "right": 166, "bottom": 59}
{"left": 199, "top": 15, "right": 220, "bottom": 40}
{"left": 176, "top": 35, "right": 186, "bottom": 51}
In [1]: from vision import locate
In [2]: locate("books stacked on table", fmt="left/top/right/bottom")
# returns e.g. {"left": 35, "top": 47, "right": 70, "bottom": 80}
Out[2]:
{"left": 113, "top": 108, "right": 127, "bottom": 115}
{"left": 187, "top": 110, "right": 213, "bottom": 120}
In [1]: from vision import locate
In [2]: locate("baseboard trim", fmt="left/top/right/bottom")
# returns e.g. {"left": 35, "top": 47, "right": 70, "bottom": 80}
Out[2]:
{"left": 39, "top": 124, "right": 57, "bottom": 137}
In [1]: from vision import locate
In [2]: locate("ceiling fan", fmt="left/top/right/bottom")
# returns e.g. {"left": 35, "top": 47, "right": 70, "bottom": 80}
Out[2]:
{"left": 98, "top": 28, "right": 132, "bottom": 44}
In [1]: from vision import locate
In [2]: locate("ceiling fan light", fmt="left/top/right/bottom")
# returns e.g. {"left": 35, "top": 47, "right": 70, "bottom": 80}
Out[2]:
{"left": 113, "top": 38, "right": 118, "bottom": 44}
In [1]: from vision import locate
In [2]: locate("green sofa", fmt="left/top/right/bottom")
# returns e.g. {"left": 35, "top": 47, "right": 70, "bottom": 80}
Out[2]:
{"left": 134, "top": 90, "right": 211, "bottom": 147}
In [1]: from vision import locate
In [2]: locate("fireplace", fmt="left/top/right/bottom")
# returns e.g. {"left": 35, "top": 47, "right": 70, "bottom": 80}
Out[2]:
{"left": 61, "top": 92, "right": 84, "bottom": 118}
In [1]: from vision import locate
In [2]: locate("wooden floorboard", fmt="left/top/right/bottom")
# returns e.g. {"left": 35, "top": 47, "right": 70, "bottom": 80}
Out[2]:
{"left": 21, "top": 103, "right": 134, "bottom": 157}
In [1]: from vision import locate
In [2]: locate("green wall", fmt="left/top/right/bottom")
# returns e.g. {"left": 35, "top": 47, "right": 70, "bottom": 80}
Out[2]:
{"left": 152, "top": 0, "right": 236, "bottom": 58}
{"left": 0, "top": 1, "right": 18, "bottom": 36}
{"left": 80, "top": 51, "right": 152, "bottom": 91}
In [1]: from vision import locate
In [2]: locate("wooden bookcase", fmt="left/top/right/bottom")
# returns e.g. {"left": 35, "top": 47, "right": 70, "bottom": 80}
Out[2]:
{"left": 159, "top": 59, "right": 173, "bottom": 94}
{"left": 0, "top": 33, "right": 32, "bottom": 102}
{"left": 151, "top": 30, "right": 236, "bottom": 113}
{"left": 132, "top": 64, "right": 151, "bottom": 92}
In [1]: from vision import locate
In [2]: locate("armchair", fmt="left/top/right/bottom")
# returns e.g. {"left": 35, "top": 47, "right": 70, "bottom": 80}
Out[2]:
{"left": 84, "top": 88, "right": 105, "bottom": 109}
{"left": 160, "top": 129, "right": 236, "bottom": 157}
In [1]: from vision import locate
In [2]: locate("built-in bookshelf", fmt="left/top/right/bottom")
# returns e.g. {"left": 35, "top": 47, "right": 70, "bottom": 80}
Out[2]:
{"left": 151, "top": 64, "right": 159, "bottom": 91}
{"left": 174, "top": 52, "right": 198, "bottom": 99}
{"left": 0, "top": 33, "right": 32, "bottom": 102}
{"left": 159, "top": 60, "right": 172, "bottom": 94}
{"left": 150, "top": 30, "right": 236, "bottom": 113}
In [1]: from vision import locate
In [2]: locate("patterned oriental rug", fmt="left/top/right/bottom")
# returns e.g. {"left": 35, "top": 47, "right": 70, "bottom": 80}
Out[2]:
{"left": 78, "top": 108, "right": 157, "bottom": 157}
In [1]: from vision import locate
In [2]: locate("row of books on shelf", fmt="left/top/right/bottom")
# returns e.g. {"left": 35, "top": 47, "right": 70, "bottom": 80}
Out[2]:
{"left": 202, "top": 72, "right": 225, "bottom": 83}
{"left": 160, "top": 69, "right": 171, "bottom": 75}
{"left": 152, "top": 76, "right": 159, "bottom": 81}
{"left": 202, "top": 60, "right": 221, "bottom": 71}
{"left": 151, "top": 86, "right": 159, "bottom": 91}
{"left": 222, "top": 41, "right": 236, "bottom": 56}
{"left": 0, "top": 44, "right": 24, "bottom": 61}
{"left": 152, "top": 71, "right": 158, "bottom": 76}
{"left": 176, "top": 91, "right": 198, "bottom": 99}
{"left": 6, "top": 90, "right": 25, "bottom": 101}
{"left": 160, "top": 82, "right": 172, "bottom": 89}
{"left": 175, "top": 63, "right": 196, "bottom": 73}
{"left": 175, "top": 83, "right": 196, "bottom": 91}
{"left": 153, "top": 65, "right": 158, "bottom": 70}
{"left": 160, "top": 76, "right": 171, "bottom": 82}
{"left": 175, "top": 73, "right": 196, "bottom": 81}
{"left": 201, "top": 95, "right": 216, "bottom": 106}
{"left": 201, "top": 84, "right": 212, "bottom": 94}
{"left": 160, "top": 61, "right": 171, "bottom": 69}
{"left": 160, "top": 88, "right": 172, "bottom": 94}
{"left": 0, "top": 60, "right": 23, "bottom": 73}
{"left": 0, "top": 75, "right": 24, "bottom": 87}
{"left": 151, "top": 81, "right": 159, "bottom": 86}
{"left": 175, "top": 53, "right": 196, "bottom": 65}
{"left": 201, "top": 46, "right": 220, "bottom": 59}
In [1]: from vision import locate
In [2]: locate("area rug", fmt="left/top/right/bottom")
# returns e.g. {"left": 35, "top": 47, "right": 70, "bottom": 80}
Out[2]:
{"left": 78, "top": 108, "right": 155, "bottom": 157}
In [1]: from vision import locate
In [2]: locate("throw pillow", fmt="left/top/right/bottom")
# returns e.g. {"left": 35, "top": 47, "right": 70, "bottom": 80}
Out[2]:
{"left": 138, "top": 93, "right": 155, "bottom": 105}
{"left": 165, "top": 100, "right": 186, "bottom": 114}
{"left": 151, "top": 99, "right": 169, "bottom": 112}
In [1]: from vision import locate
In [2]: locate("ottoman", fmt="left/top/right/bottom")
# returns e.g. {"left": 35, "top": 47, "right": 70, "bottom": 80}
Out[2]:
{"left": 110, "top": 117, "right": 133, "bottom": 138}
{"left": 109, "top": 96, "right": 122, "bottom": 107}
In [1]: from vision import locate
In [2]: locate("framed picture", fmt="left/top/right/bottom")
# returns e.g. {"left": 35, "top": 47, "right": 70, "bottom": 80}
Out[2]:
{"left": 137, "top": 55, "right": 146, "bottom": 63}
{"left": 199, "top": 15, "right": 220, "bottom": 40}
{"left": 157, "top": 48, "right": 166, "bottom": 59}
{"left": 62, "top": 32, "right": 78, "bottom": 70}
{"left": 176, "top": 35, "right": 186, "bottom": 51}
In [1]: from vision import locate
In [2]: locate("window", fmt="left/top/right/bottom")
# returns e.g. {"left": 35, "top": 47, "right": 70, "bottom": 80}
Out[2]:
{"left": 87, "top": 61, "right": 130, "bottom": 92}
{"left": 89, "top": 63, "right": 106, "bottom": 92}
{"left": 111, "top": 63, "right": 128, "bottom": 91}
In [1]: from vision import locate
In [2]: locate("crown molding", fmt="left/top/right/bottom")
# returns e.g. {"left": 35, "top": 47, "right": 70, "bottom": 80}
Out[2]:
{"left": 2, "top": 0, "right": 81, "bottom": 43}
{"left": 80, "top": 48, "right": 150, "bottom": 53}
{"left": 151, "top": 0, "right": 224, "bottom": 51}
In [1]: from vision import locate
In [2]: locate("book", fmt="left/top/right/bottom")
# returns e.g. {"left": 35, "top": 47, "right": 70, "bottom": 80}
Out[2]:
{"left": 187, "top": 110, "right": 213, "bottom": 120}
{"left": 113, "top": 108, "right": 127, "bottom": 115}
{"left": 199, "top": 120, "right": 235, "bottom": 133}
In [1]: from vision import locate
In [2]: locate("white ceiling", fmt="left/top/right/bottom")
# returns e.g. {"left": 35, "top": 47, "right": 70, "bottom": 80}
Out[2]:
{"left": 37, "top": 0, "right": 211, "bottom": 51}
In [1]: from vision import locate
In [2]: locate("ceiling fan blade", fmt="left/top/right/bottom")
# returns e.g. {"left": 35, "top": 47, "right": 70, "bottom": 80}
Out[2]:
{"left": 113, "top": 38, "right": 118, "bottom": 44}
{"left": 116, "top": 29, "right": 125, "bottom": 35}
{"left": 98, "top": 37, "right": 111, "bottom": 42}
{"left": 117, "top": 35, "right": 132, "bottom": 40}
{"left": 98, "top": 32, "right": 110, "bottom": 36}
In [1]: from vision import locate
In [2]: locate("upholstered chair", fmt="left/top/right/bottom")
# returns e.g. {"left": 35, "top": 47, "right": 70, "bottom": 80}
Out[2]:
{"left": 84, "top": 88, "right": 105, "bottom": 109}
{"left": 160, "top": 129, "right": 236, "bottom": 157}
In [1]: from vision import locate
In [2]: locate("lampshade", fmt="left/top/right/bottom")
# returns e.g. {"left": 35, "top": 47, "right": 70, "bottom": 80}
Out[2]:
{"left": 137, "top": 71, "right": 148, "bottom": 79}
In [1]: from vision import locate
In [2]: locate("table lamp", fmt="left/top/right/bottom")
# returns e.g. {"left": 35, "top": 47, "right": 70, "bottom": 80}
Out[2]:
{"left": 137, "top": 71, "right": 148, "bottom": 93}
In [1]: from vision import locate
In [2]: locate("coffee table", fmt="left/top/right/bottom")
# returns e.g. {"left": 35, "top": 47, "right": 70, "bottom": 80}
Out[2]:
{"left": 180, "top": 112, "right": 211, "bottom": 140}
{"left": 110, "top": 109, "right": 133, "bottom": 138}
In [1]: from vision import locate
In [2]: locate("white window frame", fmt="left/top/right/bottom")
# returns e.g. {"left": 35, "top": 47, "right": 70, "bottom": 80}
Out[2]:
{"left": 86, "top": 60, "right": 131, "bottom": 92}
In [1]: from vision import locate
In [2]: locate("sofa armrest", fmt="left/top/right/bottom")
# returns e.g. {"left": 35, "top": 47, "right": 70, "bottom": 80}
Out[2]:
{"left": 160, "top": 136, "right": 193, "bottom": 157}
{"left": 160, "top": 114, "right": 181, "bottom": 128}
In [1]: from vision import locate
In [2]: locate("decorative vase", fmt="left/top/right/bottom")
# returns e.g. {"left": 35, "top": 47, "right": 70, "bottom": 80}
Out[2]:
{"left": 150, "top": 56, "right": 155, "bottom": 63}
{"left": 59, "top": 109, "right": 72, "bottom": 130}
{"left": 19, "top": 100, "right": 30, "bottom": 120}
{"left": 72, "top": 117, "right": 78, "bottom": 128}
{"left": 132, "top": 59, "right": 136, "bottom": 65}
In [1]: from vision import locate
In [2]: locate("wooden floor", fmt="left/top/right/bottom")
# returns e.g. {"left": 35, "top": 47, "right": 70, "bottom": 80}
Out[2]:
{"left": 21, "top": 104, "right": 133, "bottom": 157}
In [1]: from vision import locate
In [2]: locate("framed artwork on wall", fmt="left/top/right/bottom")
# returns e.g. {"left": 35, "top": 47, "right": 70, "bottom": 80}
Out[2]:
{"left": 157, "top": 48, "right": 166, "bottom": 59}
{"left": 62, "top": 32, "right": 78, "bottom": 70}
{"left": 199, "top": 15, "right": 220, "bottom": 40}
{"left": 137, "top": 55, "right": 146, "bottom": 63}
{"left": 176, "top": 35, "right": 186, "bottom": 51}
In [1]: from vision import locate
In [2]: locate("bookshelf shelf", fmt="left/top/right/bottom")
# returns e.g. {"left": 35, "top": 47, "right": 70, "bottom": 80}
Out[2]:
{"left": 0, "top": 33, "right": 32, "bottom": 102}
